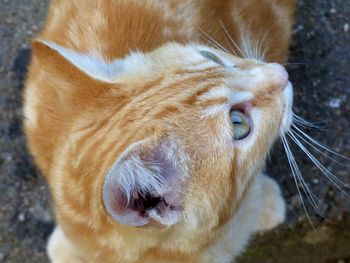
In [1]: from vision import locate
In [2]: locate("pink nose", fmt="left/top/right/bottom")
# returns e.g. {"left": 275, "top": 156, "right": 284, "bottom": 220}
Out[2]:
{"left": 266, "top": 63, "right": 289, "bottom": 90}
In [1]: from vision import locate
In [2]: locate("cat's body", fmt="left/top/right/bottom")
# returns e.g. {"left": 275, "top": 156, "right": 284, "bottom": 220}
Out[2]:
{"left": 24, "top": 0, "right": 296, "bottom": 262}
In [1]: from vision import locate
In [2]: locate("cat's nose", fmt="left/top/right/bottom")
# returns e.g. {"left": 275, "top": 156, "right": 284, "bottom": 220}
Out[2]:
{"left": 264, "top": 63, "right": 289, "bottom": 90}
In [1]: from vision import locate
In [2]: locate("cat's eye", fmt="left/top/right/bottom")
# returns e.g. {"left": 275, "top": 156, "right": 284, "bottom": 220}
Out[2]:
{"left": 230, "top": 110, "right": 251, "bottom": 140}
{"left": 199, "top": 51, "right": 224, "bottom": 66}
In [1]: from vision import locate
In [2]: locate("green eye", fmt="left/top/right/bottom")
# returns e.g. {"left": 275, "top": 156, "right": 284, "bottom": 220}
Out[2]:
{"left": 230, "top": 110, "right": 251, "bottom": 140}
{"left": 199, "top": 51, "right": 224, "bottom": 66}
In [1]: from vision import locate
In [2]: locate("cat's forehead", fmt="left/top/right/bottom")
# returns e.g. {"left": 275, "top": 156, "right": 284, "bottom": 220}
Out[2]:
{"left": 154, "top": 44, "right": 286, "bottom": 96}
{"left": 145, "top": 43, "right": 288, "bottom": 118}
{"left": 152, "top": 42, "right": 265, "bottom": 70}
{"left": 149, "top": 42, "right": 242, "bottom": 66}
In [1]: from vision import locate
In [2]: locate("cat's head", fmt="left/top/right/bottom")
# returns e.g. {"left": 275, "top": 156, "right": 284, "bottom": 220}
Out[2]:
{"left": 30, "top": 40, "right": 292, "bottom": 233}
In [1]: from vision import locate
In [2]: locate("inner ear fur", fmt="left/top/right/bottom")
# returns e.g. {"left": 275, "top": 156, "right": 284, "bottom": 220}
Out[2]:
{"left": 31, "top": 40, "right": 115, "bottom": 96}
{"left": 102, "top": 138, "right": 187, "bottom": 227}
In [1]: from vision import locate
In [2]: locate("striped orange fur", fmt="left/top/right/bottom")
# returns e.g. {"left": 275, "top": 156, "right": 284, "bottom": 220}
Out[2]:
{"left": 23, "top": 0, "right": 296, "bottom": 262}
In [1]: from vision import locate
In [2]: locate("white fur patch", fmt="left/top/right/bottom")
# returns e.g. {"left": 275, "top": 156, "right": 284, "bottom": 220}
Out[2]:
{"left": 200, "top": 174, "right": 285, "bottom": 263}
{"left": 23, "top": 84, "right": 38, "bottom": 128}
{"left": 107, "top": 155, "right": 169, "bottom": 203}
{"left": 255, "top": 174, "right": 286, "bottom": 231}
{"left": 202, "top": 104, "right": 230, "bottom": 119}
{"left": 38, "top": 40, "right": 148, "bottom": 83}
{"left": 199, "top": 86, "right": 253, "bottom": 118}
{"left": 199, "top": 86, "right": 253, "bottom": 105}
{"left": 281, "top": 82, "right": 293, "bottom": 133}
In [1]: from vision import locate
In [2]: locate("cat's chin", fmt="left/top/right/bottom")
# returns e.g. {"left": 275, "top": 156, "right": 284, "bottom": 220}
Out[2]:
{"left": 280, "top": 82, "right": 294, "bottom": 134}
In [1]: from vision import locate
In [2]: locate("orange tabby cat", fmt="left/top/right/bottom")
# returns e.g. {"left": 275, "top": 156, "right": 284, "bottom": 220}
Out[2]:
{"left": 23, "top": 0, "right": 296, "bottom": 262}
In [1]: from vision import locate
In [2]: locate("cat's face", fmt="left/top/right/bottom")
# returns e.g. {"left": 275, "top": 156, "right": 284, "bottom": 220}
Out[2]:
{"left": 31, "top": 41, "right": 292, "bottom": 233}
{"left": 101, "top": 43, "right": 293, "bottom": 230}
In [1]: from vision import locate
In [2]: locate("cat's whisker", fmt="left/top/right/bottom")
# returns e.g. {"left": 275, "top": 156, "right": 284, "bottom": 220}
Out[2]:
{"left": 241, "top": 30, "right": 254, "bottom": 59}
{"left": 281, "top": 134, "right": 316, "bottom": 229}
{"left": 198, "top": 36, "right": 226, "bottom": 55}
{"left": 197, "top": 26, "right": 230, "bottom": 54}
{"left": 238, "top": 23, "right": 251, "bottom": 59}
{"left": 290, "top": 126, "right": 350, "bottom": 167}
{"left": 243, "top": 27, "right": 260, "bottom": 60}
{"left": 287, "top": 130, "right": 348, "bottom": 194}
{"left": 259, "top": 29, "right": 272, "bottom": 62}
{"left": 199, "top": 34, "right": 227, "bottom": 54}
{"left": 282, "top": 63, "right": 307, "bottom": 71}
{"left": 216, "top": 22, "right": 238, "bottom": 57}
{"left": 292, "top": 114, "right": 325, "bottom": 129}
{"left": 281, "top": 133, "right": 323, "bottom": 213}
{"left": 242, "top": 22, "right": 258, "bottom": 60}
{"left": 261, "top": 44, "right": 269, "bottom": 62}
{"left": 254, "top": 29, "right": 269, "bottom": 61}
{"left": 252, "top": 31, "right": 259, "bottom": 61}
{"left": 254, "top": 34, "right": 261, "bottom": 61}
{"left": 291, "top": 122, "right": 350, "bottom": 161}
{"left": 256, "top": 31, "right": 265, "bottom": 61}
{"left": 292, "top": 118, "right": 324, "bottom": 130}
{"left": 222, "top": 34, "right": 238, "bottom": 57}
{"left": 283, "top": 62, "right": 307, "bottom": 66}
{"left": 202, "top": 37, "right": 225, "bottom": 53}
{"left": 218, "top": 20, "right": 246, "bottom": 58}
{"left": 198, "top": 32, "right": 224, "bottom": 52}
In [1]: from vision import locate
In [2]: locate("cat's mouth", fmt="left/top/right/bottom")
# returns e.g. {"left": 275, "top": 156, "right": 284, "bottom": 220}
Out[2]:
{"left": 280, "top": 82, "right": 294, "bottom": 134}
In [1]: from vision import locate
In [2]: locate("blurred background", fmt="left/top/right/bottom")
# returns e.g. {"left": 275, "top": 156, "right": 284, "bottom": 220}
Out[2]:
{"left": 0, "top": 0, "right": 349, "bottom": 262}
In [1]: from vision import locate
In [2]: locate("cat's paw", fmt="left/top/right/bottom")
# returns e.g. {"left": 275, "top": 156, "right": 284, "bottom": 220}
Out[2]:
{"left": 256, "top": 174, "right": 286, "bottom": 232}
{"left": 47, "top": 226, "right": 84, "bottom": 263}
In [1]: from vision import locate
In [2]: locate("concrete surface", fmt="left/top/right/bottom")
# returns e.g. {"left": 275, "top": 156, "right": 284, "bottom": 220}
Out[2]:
{"left": 0, "top": 0, "right": 349, "bottom": 262}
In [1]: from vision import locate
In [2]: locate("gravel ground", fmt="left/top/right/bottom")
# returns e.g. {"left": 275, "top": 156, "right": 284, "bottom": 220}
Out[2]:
{"left": 0, "top": 0, "right": 349, "bottom": 262}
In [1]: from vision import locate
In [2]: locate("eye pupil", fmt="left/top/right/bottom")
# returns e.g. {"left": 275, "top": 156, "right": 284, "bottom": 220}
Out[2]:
{"left": 231, "top": 114, "right": 243, "bottom": 124}
{"left": 230, "top": 110, "right": 251, "bottom": 140}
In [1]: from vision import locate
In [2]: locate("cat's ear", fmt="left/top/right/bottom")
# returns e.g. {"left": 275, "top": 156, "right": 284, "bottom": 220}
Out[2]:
{"left": 31, "top": 39, "right": 127, "bottom": 83}
{"left": 102, "top": 139, "right": 187, "bottom": 227}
